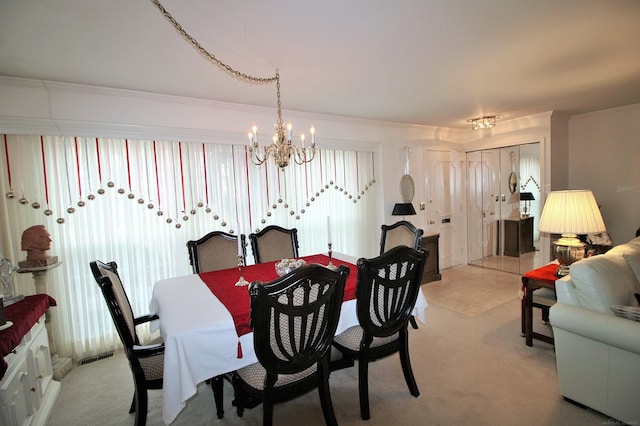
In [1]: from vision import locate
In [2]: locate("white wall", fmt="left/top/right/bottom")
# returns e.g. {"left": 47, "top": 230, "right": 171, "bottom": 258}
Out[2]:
{"left": 568, "top": 104, "right": 640, "bottom": 244}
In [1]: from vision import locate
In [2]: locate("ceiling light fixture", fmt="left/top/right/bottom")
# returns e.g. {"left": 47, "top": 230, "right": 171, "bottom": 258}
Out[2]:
{"left": 468, "top": 115, "right": 498, "bottom": 130}
{"left": 151, "top": 0, "right": 316, "bottom": 170}
{"left": 247, "top": 71, "right": 316, "bottom": 170}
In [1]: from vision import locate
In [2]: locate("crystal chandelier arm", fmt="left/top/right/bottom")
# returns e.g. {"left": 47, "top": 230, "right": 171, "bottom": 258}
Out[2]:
{"left": 292, "top": 145, "right": 316, "bottom": 165}
{"left": 249, "top": 145, "right": 270, "bottom": 166}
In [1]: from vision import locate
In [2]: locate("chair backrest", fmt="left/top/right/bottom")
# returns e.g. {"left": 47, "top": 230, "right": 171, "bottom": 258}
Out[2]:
{"left": 379, "top": 220, "right": 424, "bottom": 255}
{"left": 90, "top": 260, "right": 138, "bottom": 350}
{"left": 356, "top": 246, "right": 428, "bottom": 337}
{"left": 249, "top": 264, "right": 349, "bottom": 375}
{"left": 249, "top": 225, "right": 299, "bottom": 264}
{"left": 187, "top": 231, "right": 247, "bottom": 273}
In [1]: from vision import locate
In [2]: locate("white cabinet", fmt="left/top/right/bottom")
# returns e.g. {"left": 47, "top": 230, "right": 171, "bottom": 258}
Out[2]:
{"left": 0, "top": 315, "right": 60, "bottom": 426}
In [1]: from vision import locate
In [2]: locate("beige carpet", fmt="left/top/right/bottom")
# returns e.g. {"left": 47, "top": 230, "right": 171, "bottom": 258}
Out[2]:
{"left": 423, "top": 265, "right": 521, "bottom": 316}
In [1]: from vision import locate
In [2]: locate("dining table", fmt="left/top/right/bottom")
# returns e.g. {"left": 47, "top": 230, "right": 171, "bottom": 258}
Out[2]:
{"left": 149, "top": 252, "right": 428, "bottom": 424}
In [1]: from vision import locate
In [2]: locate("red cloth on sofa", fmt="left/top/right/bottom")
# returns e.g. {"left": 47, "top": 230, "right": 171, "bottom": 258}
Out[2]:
{"left": 198, "top": 254, "right": 357, "bottom": 338}
{"left": 0, "top": 294, "right": 57, "bottom": 379}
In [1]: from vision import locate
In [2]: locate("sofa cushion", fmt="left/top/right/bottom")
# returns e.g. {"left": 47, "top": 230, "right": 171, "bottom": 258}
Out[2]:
{"left": 606, "top": 241, "right": 640, "bottom": 257}
{"left": 623, "top": 251, "right": 640, "bottom": 281}
{"left": 570, "top": 254, "right": 640, "bottom": 314}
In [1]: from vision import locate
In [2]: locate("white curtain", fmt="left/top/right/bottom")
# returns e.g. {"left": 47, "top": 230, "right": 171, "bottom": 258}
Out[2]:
{"left": 520, "top": 154, "right": 541, "bottom": 240}
{"left": 0, "top": 134, "right": 379, "bottom": 360}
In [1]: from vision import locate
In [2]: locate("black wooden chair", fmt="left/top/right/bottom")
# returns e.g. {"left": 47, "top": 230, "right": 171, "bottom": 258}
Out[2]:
{"left": 379, "top": 220, "right": 423, "bottom": 255}
{"left": 380, "top": 220, "right": 425, "bottom": 329}
{"left": 187, "top": 231, "right": 247, "bottom": 273}
{"left": 331, "top": 246, "right": 427, "bottom": 420}
{"left": 90, "top": 260, "right": 164, "bottom": 426}
{"left": 231, "top": 264, "right": 350, "bottom": 426}
{"left": 249, "top": 225, "right": 299, "bottom": 264}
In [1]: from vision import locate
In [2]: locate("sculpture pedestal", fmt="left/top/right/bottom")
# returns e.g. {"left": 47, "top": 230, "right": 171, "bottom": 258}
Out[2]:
{"left": 17, "top": 262, "right": 73, "bottom": 380}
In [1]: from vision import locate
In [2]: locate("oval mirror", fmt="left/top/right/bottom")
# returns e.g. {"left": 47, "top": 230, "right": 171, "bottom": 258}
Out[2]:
{"left": 400, "top": 174, "right": 415, "bottom": 202}
{"left": 508, "top": 172, "right": 518, "bottom": 194}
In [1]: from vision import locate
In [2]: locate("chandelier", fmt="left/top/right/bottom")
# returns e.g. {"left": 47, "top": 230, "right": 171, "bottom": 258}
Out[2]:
{"left": 151, "top": 0, "right": 317, "bottom": 170}
{"left": 248, "top": 71, "right": 316, "bottom": 169}
{"left": 468, "top": 115, "right": 498, "bottom": 130}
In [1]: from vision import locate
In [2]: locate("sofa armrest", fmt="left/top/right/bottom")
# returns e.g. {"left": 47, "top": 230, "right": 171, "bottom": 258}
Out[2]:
{"left": 550, "top": 303, "right": 640, "bottom": 354}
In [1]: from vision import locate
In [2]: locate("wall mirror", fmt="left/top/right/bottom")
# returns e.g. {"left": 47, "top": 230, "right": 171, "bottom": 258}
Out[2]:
{"left": 508, "top": 172, "right": 518, "bottom": 194}
{"left": 400, "top": 174, "right": 415, "bottom": 202}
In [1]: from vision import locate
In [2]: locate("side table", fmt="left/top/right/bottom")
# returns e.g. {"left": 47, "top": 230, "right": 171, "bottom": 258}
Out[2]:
{"left": 521, "top": 263, "right": 558, "bottom": 346}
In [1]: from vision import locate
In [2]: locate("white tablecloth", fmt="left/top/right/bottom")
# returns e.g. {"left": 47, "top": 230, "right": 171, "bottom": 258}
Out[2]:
{"left": 149, "top": 252, "right": 428, "bottom": 424}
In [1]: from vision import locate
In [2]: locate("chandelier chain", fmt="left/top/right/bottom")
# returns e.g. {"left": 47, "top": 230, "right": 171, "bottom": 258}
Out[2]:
{"left": 150, "top": 0, "right": 278, "bottom": 85}
{"left": 150, "top": 0, "right": 315, "bottom": 170}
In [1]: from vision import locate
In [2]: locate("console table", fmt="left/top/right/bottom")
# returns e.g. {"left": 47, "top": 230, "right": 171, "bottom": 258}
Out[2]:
{"left": 0, "top": 295, "right": 60, "bottom": 426}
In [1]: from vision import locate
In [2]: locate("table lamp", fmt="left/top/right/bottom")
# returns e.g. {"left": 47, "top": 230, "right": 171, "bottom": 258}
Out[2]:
{"left": 392, "top": 202, "right": 416, "bottom": 217}
{"left": 538, "top": 190, "right": 606, "bottom": 276}
{"left": 520, "top": 192, "right": 535, "bottom": 218}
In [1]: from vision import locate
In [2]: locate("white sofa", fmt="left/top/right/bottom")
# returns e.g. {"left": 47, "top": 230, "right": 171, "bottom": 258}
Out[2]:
{"left": 549, "top": 236, "right": 640, "bottom": 423}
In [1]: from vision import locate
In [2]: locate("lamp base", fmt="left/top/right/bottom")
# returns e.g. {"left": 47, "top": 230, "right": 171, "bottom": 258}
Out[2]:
{"left": 553, "top": 234, "right": 586, "bottom": 277}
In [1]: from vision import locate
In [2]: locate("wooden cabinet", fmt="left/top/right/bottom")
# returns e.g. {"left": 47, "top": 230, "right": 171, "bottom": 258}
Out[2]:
{"left": 420, "top": 233, "right": 441, "bottom": 283}
{"left": 502, "top": 216, "right": 535, "bottom": 257}
{"left": 0, "top": 315, "right": 60, "bottom": 426}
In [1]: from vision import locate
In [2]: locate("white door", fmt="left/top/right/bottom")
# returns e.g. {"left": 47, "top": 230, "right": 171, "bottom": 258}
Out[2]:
{"left": 424, "top": 150, "right": 464, "bottom": 269}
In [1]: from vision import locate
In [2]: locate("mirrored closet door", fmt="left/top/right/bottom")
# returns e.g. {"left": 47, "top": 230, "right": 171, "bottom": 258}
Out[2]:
{"left": 467, "top": 143, "right": 542, "bottom": 274}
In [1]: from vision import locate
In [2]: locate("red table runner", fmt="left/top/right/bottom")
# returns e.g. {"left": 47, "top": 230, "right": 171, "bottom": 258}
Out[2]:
{"left": 198, "top": 254, "right": 358, "bottom": 339}
{"left": 1, "top": 294, "right": 57, "bottom": 379}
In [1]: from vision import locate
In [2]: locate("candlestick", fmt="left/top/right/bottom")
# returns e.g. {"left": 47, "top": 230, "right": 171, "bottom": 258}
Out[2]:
{"left": 327, "top": 216, "right": 332, "bottom": 244}
{"left": 327, "top": 242, "right": 337, "bottom": 270}
{"left": 235, "top": 254, "right": 249, "bottom": 286}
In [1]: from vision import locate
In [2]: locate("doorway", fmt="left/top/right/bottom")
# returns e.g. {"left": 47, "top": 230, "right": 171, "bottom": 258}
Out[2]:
{"left": 424, "top": 150, "right": 465, "bottom": 270}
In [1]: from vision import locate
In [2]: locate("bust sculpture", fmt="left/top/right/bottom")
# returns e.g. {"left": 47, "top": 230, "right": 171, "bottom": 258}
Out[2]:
{"left": 18, "top": 225, "right": 59, "bottom": 267}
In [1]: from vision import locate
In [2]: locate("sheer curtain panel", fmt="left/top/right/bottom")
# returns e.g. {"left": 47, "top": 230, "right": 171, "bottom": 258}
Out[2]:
{"left": 0, "top": 134, "right": 379, "bottom": 360}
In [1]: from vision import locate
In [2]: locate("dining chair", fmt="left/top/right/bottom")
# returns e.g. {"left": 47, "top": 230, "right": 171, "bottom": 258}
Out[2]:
{"left": 90, "top": 260, "right": 164, "bottom": 426}
{"left": 231, "top": 264, "right": 350, "bottom": 426}
{"left": 380, "top": 220, "right": 425, "bottom": 329}
{"left": 379, "top": 220, "right": 424, "bottom": 255}
{"left": 331, "top": 245, "right": 428, "bottom": 420}
{"left": 187, "top": 231, "right": 247, "bottom": 273}
{"left": 248, "top": 225, "right": 299, "bottom": 264}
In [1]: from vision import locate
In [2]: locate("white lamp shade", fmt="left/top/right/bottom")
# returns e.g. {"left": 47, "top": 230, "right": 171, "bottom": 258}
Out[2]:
{"left": 538, "top": 190, "right": 606, "bottom": 235}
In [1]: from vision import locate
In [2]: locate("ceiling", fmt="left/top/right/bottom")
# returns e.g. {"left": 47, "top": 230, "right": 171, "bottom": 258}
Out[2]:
{"left": 1, "top": 0, "right": 640, "bottom": 129}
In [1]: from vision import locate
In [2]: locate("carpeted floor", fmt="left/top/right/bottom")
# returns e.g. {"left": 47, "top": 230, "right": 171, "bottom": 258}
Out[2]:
{"left": 47, "top": 265, "right": 612, "bottom": 426}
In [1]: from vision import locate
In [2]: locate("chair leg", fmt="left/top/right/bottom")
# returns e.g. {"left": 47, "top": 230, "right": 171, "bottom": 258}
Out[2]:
{"left": 358, "top": 357, "right": 371, "bottom": 420}
{"left": 399, "top": 331, "right": 419, "bottom": 397}
{"left": 211, "top": 375, "right": 225, "bottom": 419}
{"left": 317, "top": 360, "right": 338, "bottom": 426}
{"left": 262, "top": 395, "right": 274, "bottom": 426}
{"left": 409, "top": 315, "right": 419, "bottom": 329}
{"left": 132, "top": 387, "right": 148, "bottom": 426}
